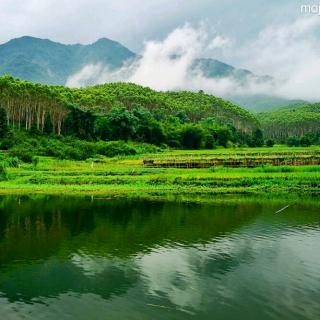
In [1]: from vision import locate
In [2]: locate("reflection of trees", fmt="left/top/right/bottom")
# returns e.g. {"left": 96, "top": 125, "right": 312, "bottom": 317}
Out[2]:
{"left": 0, "top": 196, "right": 261, "bottom": 265}
{"left": 0, "top": 195, "right": 261, "bottom": 303}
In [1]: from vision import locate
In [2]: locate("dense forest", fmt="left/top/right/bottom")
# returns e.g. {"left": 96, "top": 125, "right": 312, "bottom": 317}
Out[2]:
{"left": 0, "top": 75, "right": 318, "bottom": 162}
{"left": 258, "top": 103, "right": 320, "bottom": 146}
{"left": 0, "top": 75, "right": 267, "bottom": 160}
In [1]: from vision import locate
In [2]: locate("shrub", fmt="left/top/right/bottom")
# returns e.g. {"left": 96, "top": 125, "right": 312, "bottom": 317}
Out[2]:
{"left": 9, "top": 147, "right": 34, "bottom": 163}
{"left": 0, "top": 162, "right": 8, "bottom": 181}
{"left": 287, "top": 136, "right": 300, "bottom": 147}
{"left": 300, "top": 136, "right": 311, "bottom": 147}
{"left": 96, "top": 141, "right": 137, "bottom": 157}
{"left": 266, "top": 139, "right": 275, "bottom": 147}
{"left": 180, "top": 125, "right": 204, "bottom": 149}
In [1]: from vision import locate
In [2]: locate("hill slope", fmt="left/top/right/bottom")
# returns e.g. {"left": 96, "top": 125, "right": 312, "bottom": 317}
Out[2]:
{"left": 0, "top": 75, "right": 258, "bottom": 135}
{"left": 258, "top": 103, "right": 320, "bottom": 140}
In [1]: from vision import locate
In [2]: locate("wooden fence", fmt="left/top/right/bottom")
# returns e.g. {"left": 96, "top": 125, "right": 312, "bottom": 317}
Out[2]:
{"left": 143, "top": 153, "right": 320, "bottom": 168}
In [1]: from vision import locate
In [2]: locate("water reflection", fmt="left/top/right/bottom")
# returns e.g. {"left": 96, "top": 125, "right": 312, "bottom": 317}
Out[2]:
{"left": 0, "top": 196, "right": 319, "bottom": 319}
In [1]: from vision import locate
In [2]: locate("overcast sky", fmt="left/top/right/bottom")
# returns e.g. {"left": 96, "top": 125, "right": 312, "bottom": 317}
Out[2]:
{"left": 0, "top": 0, "right": 311, "bottom": 52}
{"left": 2, "top": 0, "right": 320, "bottom": 99}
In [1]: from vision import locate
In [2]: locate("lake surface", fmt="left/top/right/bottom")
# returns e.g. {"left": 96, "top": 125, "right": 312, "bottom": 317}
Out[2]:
{"left": 0, "top": 195, "right": 319, "bottom": 320}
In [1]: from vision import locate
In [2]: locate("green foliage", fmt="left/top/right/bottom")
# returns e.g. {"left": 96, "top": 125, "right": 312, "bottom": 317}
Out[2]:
{"left": 180, "top": 125, "right": 204, "bottom": 149}
{"left": 96, "top": 141, "right": 137, "bottom": 157}
{"left": 287, "top": 136, "right": 300, "bottom": 147}
{"left": 64, "top": 104, "right": 96, "bottom": 139}
{"left": 258, "top": 103, "right": 320, "bottom": 143}
{"left": 0, "top": 75, "right": 265, "bottom": 150}
{"left": 286, "top": 135, "right": 312, "bottom": 147}
{"left": 266, "top": 139, "right": 275, "bottom": 147}
{"left": 0, "top": 162, "right": 8, "bottom": 181}
{"left": 9, "top": 147, "right": 34, "bottom": 163}
{"left": 103, "top": 106, "right": 138, "bottom": 142}
{"left": 0, "top": 107, "right": 8, "bottom": 138}
{"left": 300, "top": 136, "right": 311, "bottom": 147}
{"left": 32, "top": 156, "right": 39, "bottom": 170}
{"left": 249, "top": 129, "right": 264, "bottom": 147}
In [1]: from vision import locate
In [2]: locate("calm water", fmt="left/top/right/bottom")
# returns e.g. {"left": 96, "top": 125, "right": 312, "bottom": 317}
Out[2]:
{"left": 0, "top": 196, "right": 319, "bottom": 320}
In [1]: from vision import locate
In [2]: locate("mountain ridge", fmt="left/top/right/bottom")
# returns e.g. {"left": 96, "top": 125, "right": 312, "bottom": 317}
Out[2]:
{"left": 0, "top": 36, "right": 305, "bottom": 111}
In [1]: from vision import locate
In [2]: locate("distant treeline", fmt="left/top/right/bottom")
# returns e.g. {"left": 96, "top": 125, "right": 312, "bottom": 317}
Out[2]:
{"left": 258, "top": 103, "right": 320, "bottom": 146}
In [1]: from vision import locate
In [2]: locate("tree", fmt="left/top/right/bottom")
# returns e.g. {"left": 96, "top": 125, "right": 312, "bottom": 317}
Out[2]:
{"left": 0, "top": 107, "right": 8, "bottom": 138}
{"left": 64, "top": 104, "right": 96, "bottom": 139}
{"left": 215, "top": 127, "right": 231, "bottom": 148}
{"left": 266, "top": 139, "right": 275, "bottom": 147}
{"left": 300, "top": 136, "right": 311, "bottom": 147}
{"left": 251, "top": 129, "right": 264, "bottom": 147}
{"left": 105, "top": 106, "right": 137, "bottom": 142}
{"left": 180, "top": 125, "right": 204, "bottom": 149}
{"left": 287, "top": 136, "right": 300, "bottom": 147}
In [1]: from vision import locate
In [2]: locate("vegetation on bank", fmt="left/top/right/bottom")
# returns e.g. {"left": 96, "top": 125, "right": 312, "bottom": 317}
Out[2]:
{"left": 0, "top": 147, "right": 319, "bottom": 196}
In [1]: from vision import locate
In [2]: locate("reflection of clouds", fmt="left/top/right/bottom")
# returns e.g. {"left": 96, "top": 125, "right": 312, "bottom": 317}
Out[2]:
{"left": 135, "top": 226, "right": 320, "bottom": 314}
{"left": 138, "top": 247, "right": 203, "bottom": 312}
{"left": 70, "top": 250, "right": 123, "bottom": 277}
{"left": 136, "top": 235, "right": 254, "bottom": 312}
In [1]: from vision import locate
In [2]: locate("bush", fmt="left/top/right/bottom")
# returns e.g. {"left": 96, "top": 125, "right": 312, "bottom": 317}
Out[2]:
{"left": 180, "top": 125, "right": 204, "bottom": 149}
{"left": 9, "top": 147, "right": 34, "bottom": 163}
{"left": 300, "top": 136, "right": 311, "bottom": 147}
{"left": 287, "top": 136, "right": 300, "bottom": 147}
{"left": 266, "top": 139, "right": 275, "bottom": 147}
{"left": 0, "top": 162, "right": 8, "bottom": 181}
{"left": 96, "top": 141, "right": 137, "bottom": 157}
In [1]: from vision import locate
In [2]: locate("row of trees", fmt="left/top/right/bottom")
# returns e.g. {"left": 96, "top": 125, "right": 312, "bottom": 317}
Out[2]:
{"left": 94, "top": 106, "right": 264, "bottom": 149}
{"left": 0, "top": 76, "right": 68, "bottom": 134}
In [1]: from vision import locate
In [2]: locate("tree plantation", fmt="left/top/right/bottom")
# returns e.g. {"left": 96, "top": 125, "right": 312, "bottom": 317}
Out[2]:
{"left": 258, "top": 103, "right": 320, "bottom": 145}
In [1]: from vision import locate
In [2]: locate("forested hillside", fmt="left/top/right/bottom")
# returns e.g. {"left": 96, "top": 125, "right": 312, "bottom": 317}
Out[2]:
{"left": 258, "top": 103, "right": 320, "bottom": 145}
{"left": 1, "top": 36, "right": 305, "bottom": 111}
{"left": 0, "top": 75, "right": 266, "bottom": 160}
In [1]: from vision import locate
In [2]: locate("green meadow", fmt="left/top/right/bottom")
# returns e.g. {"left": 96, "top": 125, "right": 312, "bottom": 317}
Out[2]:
{"left": 1, "top": 146, "right": 319, "bottom": 196}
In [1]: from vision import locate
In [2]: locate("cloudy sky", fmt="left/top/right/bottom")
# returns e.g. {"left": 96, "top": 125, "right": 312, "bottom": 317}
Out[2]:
{"left": 0, "top": 1, "right": 312, "bottom": 52}
{"left": 1, "top": 0, "right": 320, "bottom": 100}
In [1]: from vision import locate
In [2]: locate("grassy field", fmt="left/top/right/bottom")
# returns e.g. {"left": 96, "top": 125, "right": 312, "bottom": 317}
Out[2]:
{"left": 0, "top": 146, "right": 319, "bottom": 196}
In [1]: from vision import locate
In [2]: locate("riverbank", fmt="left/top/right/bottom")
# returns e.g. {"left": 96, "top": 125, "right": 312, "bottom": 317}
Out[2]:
{"left": 1, "top": 147, "right": 319, "bottom": 196}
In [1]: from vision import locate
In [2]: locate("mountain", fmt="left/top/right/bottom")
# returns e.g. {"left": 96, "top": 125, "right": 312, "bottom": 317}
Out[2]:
{"left": 0, "top": 36, "right": 136, "bottom": 85}
{"left": 193, "top": 58, "right": 272, "bottom": 83}
{"left": 0, "top": 36, "right": 301, "bottom": 111}
{"left": 227, "top": 95, "right": 307, "bottom": 112}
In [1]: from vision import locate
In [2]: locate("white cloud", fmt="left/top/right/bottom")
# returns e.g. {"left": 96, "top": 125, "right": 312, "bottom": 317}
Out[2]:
{"left": 66, "top": 24, "right": 273, "bottom": 97}
{"left": 239, "top": 17, "right": 320, "bottom": 100}
{"left": 67, "top": 17, "right": 320, "bottom": 101}
{"left": 208, "top": 35, "right": 231, "bottom": 49}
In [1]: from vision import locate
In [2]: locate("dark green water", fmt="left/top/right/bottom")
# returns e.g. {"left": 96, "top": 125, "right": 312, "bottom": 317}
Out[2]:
{"left": 0, "top": 196, "right": 319, "bottom": 320}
